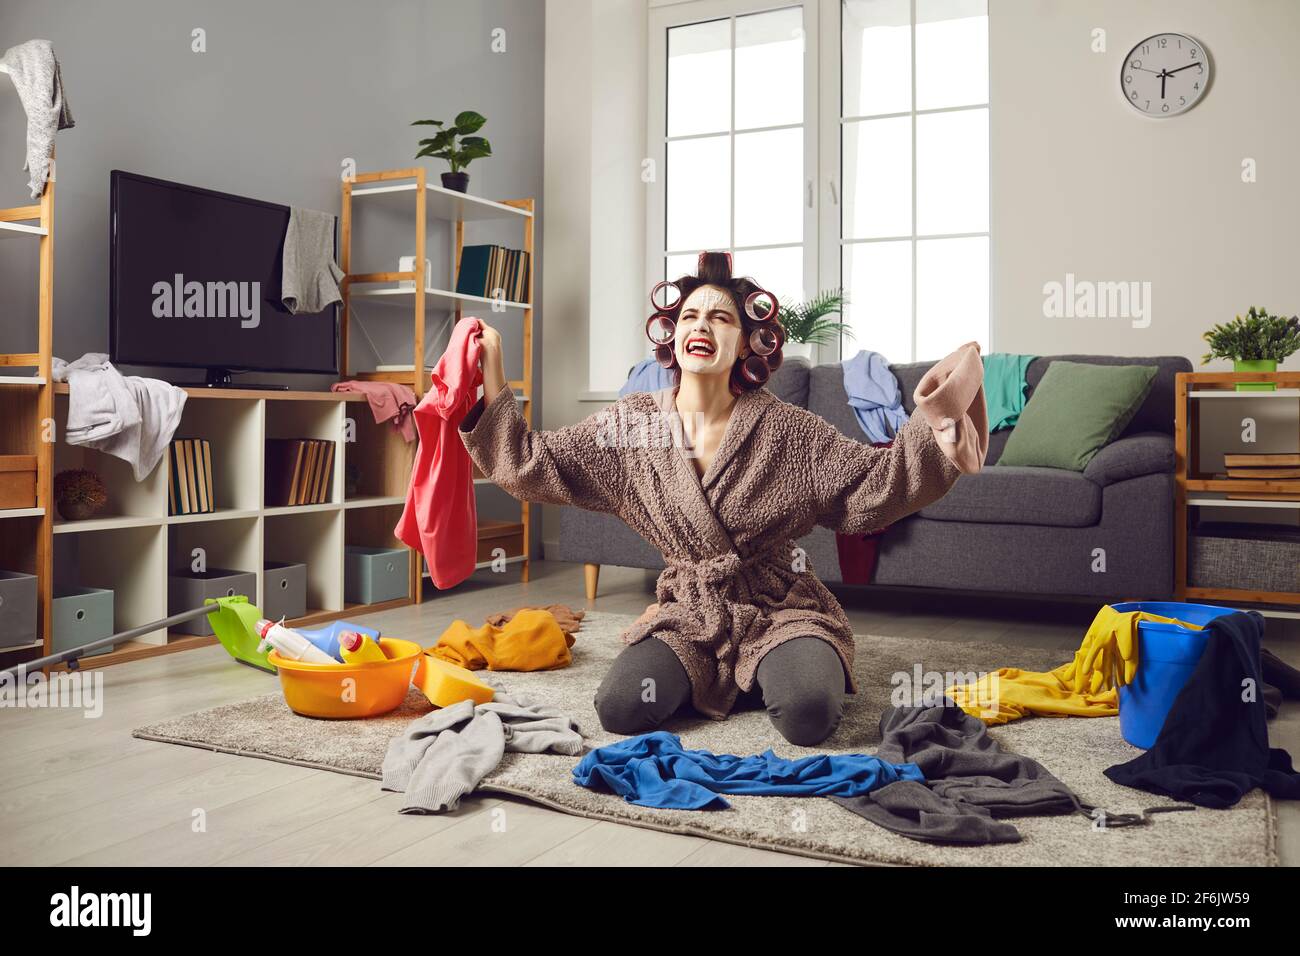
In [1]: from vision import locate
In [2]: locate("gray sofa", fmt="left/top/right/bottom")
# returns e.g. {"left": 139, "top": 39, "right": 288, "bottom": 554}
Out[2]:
{"left": 559, "top": 354, "right": 1192, "bottom": 602}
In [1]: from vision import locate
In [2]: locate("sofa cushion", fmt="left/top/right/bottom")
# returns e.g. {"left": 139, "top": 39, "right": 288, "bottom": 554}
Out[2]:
{"left": 1024, "top": 355, "right": 1190, "bottom": 437}
{"left": 1082, "top": 432, "right": 1175, "bottom": 486}
{"left": 767, "top": 356, "right": 811, "bottom": 407}
{"left": 919, "top": 465, "right": 1102, "bottom": 526}
{"left": 998, "top": 361, "right": 1157, "bottom": 471}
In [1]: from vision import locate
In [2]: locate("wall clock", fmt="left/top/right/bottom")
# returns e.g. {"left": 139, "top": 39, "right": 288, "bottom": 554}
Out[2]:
{"left": 1120, "top": 33, "right": 1211, "bottom": 117}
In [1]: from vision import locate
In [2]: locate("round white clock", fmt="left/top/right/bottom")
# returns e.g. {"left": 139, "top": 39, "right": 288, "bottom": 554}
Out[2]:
{"left": 1120, "top": 33, "right": 1211, "bottom": 117}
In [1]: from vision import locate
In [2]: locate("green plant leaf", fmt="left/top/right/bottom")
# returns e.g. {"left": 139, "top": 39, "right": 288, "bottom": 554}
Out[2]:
{"left": 453, "top": 110, "right": 487, "bottom": 134}
{"left": 411, "top": 119, "right": 444, "bottom": 126}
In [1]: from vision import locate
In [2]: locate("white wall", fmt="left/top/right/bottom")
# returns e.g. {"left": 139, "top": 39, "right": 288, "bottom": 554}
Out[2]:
{"left": 541, "top": 0, "right": 646, "bottom": 552}
{"left": 989, "top": 0, "right": 1300, "bottom": 362}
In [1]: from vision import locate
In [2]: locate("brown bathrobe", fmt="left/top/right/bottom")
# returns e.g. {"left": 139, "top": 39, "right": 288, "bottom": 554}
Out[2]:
{"left": 459, "top": 352, "right": 984, "bottom": 719}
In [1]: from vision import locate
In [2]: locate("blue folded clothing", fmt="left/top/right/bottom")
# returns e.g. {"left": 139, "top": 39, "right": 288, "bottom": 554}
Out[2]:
{"left": 572, "top": 730, "right": 924, "bottom": 810}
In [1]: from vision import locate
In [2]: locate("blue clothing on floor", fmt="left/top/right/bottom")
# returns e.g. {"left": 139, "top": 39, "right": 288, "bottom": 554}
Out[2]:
{"left": 982, "top": 353, "right": 1036, "bottom": 431}
{"left": 842, "top": 350, "right": 908, "bottom": 443}
{"left": 571, "top": 731, "right": 925, "bottom": 810}
{"left": 619, "top": 358, "right": 676, "bottom": 397}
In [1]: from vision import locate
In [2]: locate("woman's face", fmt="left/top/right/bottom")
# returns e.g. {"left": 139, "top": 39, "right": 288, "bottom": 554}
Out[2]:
{"left": 674, "top": 285, "right": 745, "bottom": 376}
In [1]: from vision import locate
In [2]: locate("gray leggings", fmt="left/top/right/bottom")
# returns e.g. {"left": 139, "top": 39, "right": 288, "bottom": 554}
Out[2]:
{"left": 594, "top": 635, "right": 848, "bottom": 746}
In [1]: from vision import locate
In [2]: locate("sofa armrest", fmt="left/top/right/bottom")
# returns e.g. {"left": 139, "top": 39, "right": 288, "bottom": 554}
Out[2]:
{"left": 1083, "top": 432, "right": 1175, "bottom": 487}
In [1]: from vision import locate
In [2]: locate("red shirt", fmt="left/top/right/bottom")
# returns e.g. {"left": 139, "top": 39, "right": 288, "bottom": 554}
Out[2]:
{"left": 394, "top": 317, "right": 484, "bottom": 589}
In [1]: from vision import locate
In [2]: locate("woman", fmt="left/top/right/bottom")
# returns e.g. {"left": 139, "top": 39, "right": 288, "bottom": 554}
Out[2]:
{"left": 461, "top": 252, "right": 987, "bottom": 746}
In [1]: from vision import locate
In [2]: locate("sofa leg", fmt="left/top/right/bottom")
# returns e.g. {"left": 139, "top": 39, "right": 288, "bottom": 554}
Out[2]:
{"left": 584, "top": 563, "right": 600, "bottom": 600}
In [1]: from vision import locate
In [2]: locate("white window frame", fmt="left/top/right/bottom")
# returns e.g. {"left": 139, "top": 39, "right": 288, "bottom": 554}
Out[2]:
{"left": 646, "top": 0, "right": 822, "bottom": 360}
{"left": 645, "top": 0, "right": 991, "bottom": 371}
{"left": 828, "top": 0, "right": 992, "bottom": 363}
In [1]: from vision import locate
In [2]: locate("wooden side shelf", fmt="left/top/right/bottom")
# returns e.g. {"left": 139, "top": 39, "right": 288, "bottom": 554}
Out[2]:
{"left": 340, "top": 168, "right": 535, "bottom": 594}
{"left": 1175, "top": 370, "right": 1300, "bottom": 610}
{"left": 0, "top": 165, "right": 55, "bottom": 672}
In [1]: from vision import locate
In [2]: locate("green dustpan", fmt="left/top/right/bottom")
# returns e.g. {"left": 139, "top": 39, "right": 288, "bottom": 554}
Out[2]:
{"left": 206, "top": 595, "right": 275, "bottom": 673}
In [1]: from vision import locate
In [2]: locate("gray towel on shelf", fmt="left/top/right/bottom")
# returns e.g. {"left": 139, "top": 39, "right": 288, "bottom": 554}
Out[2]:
{"left": 382, "top": 692, "right": 586, "bottom": 814}
{"left": 829, "top": 697, "right": 1085, "bottom": 845}
{"left": 1, "top": 39, "right": 74, "bottom": 198}
{"left": 281, "top": 207, "right": 344, "bottom": 314}
{"left": 51, "top": 354, "right": 187, "bottom": 482}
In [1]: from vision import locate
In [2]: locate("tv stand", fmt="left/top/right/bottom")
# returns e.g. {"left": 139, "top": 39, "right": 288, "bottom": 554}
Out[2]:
{"left": 202, "top": 367, "right": 289, "bottom": 390}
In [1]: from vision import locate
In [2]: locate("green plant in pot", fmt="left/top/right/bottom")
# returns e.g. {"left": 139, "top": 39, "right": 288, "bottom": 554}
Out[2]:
{"left": 54, "top": 469, "right": 108, "bottom": 521}
{"left": 1201, "top": 306, "right": 1300, "bottom": 392}
{"left": 412, "top": 110, "right": 492, "bottom": 193}
{"left": 776, "top": 288, "right": 853, "bottom": 359}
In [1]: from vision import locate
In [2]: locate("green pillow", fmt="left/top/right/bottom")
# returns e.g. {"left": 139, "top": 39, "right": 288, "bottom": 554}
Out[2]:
{"left": 997, "top": 361, "right": 1158, "bottom": 471}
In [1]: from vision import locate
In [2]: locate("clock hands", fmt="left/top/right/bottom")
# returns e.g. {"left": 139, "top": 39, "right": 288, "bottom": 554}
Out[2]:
{"left": 1166, "top": 61, "right": 1202, "bottom": 74}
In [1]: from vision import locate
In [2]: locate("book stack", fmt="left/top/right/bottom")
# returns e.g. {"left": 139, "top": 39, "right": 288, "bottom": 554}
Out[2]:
{"left": 1222, "top": 453, "right": 1300, "bottom": 501}
{"left": 169, "top": 439, "right": 215, "bottom": 516}
{"left": 265, "top": 439, "right": 336, "bottom": 507}
{"left": 456, "top": 244, "right": 530, "bottom": 304}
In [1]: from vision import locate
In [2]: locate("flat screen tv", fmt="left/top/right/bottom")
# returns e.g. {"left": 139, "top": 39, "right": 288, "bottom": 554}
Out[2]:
{"left": 110, "top": 170, "right": 339, "bottom": 384}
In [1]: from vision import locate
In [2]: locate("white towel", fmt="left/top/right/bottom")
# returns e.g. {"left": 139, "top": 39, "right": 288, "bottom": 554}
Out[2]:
{"left": 52, "top": 354, "right": 187, "bottom": 482}
{"left": 1, "top": 39, "right": 74, "bottom": 199}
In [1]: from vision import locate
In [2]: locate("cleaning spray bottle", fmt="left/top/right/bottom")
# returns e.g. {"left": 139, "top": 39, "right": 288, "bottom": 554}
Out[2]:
{"left": 338, "top": 630, "right": 388, "bottom": 664}
{"left": 255, "top": 619, "right": 339, "bottom": 664}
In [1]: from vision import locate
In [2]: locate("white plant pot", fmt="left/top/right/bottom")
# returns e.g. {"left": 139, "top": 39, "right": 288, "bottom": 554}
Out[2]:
{"left": 783, "top": 341, "right": 814, "bottom": 362}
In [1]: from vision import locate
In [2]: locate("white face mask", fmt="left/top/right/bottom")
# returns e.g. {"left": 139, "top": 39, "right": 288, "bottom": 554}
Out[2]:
{"left": 674, "top": 285, "right": 744, "bottom": 376}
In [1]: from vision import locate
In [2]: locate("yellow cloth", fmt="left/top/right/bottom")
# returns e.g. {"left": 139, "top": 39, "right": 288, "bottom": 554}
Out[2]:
{"left": 945, "top": 605, "right": 1203, "bottom": 725}
{"left": 429, "top": 608, "right": 573, "bottom": 671}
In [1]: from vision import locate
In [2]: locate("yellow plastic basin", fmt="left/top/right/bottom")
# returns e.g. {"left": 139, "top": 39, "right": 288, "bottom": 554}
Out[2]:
{"left": 269, "top": 637, "right": 422, "bottom": 719}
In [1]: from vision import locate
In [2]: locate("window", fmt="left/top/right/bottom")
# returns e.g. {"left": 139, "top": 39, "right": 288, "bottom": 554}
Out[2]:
{"left": 841, "top": 0, "right": 989, "bottom": 362}
{"left": 650, "top": 1, "right": 815, "bottom": 329}
{"left": 641, "top": 0, "right": 989, "bottom": 383}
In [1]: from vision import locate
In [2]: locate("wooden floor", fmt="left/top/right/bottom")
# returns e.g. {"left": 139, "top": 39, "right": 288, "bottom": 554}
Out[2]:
{"left": 2, "top": 559, "right": 1297, "bottom": 867}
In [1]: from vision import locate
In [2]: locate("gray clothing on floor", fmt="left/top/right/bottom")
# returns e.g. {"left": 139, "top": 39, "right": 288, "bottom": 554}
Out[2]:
{"left": 281, "top": 207, "right": 343, "bottom": 314}
{"left": 1, "top": 39, "right": 74, "bottom": 198}
{"left": 51, "top": 354, "right": 187, "bottom": 482}
{"left": 829, "top": 698, "right": 1084, "bottom": 845}
{"left": 382, "top": 692, "right": 585, "bottom": 814}
{"left": 594, "top": 634, "right": 848, "bottom": 746}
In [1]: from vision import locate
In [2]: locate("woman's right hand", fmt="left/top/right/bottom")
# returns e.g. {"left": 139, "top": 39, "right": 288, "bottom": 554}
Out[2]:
{"left": 478, "top": 321, "right": 502, "bottom": 356}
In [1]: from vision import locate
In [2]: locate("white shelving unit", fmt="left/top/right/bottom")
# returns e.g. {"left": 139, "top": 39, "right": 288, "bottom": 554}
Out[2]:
{"left": 48, "top": 385, "right": 417, "bottom": 667}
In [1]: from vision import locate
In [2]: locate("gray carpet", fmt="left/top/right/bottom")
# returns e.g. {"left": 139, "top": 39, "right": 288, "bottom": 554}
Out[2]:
{"left": 133, "top": 611, "right": 1278, "bottom": 866}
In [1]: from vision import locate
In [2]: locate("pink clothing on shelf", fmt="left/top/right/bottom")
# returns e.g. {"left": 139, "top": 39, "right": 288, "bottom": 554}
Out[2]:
{"left": 330, "top": 380, "right": 418, "bottom": 442}
{"left": 394, "top": 317, "right": 484, "bottom": 589}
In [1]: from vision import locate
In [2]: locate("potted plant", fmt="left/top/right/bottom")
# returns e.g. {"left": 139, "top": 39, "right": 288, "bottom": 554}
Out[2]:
{"left": 776, "top": 288, "right": 853, "bottom": 361}
{"left": 1201, "top": 306, "right": 1300, "bottom": 392}
{"left": 54, "top": 469, "right": 108, "bottom": 521}
{"left": 412, "top": 110, "right": 492, "bottom": 193}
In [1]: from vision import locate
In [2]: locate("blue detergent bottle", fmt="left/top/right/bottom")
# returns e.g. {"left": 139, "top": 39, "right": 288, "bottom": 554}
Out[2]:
{"left": 296, "top": 620, "right": 381, "bottom": 661}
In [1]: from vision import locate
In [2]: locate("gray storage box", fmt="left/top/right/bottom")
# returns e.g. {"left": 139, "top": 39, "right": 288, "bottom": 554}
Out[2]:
{"left": 168, "top": 567, "right": 258, "bottom": 636}
{"left": 0, "top": 569, "right": 38, "bottom": 647}
{"left": 263, "top": 561, "right": 307, "bottom": 621}
{"left": 344, "top": 546, "right": 409, "bottom": 605}
{"left": 1190, "top": 533, "right": 1300, "bottom": 594}
{"left": 51, "top": 585, "right": 115, "bottom": 656}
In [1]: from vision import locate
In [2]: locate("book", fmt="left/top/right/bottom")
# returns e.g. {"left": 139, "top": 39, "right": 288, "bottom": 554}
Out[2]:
{"left": 1225, "top": 467, "right": 1300, "bottom": 479}
{"left": 1224, "top": 453, "right": 1300, "bottom": 468}
{"left": 169, "top": 439, "right": 215, "bottom": 515}
{"left": 265, "top": 439, "right": 306, "bottom": 507}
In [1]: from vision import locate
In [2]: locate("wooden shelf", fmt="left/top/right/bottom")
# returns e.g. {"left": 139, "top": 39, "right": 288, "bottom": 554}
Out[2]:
{"left": 1175, "top": 370, "right": 1300, "bottom": 608}
{"left": 53, "top": 514, "right": 161, "bottom": 534}
{"left": 0, "top": 220, "right": 47, "bottom": 239}
{"left": 343, "top": 495, "right": 405, "bottom": 509}
{"left": 1, "top": 507, "right": 44, "bottom": 519}
{"left": 349, "top": 180, "right": 533, "bottom": 222}
{"left": 0, "top": 375, "right": 45, "bottom": 385}
{"left": 349, "top": 286, "right": 530, "bottom": 311}
{"left": 341, "top": 166, "right": 534, "bottom": 593}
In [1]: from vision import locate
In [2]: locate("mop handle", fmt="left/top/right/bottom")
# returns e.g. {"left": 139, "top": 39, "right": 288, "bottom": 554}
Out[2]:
{"left": 1, "top": 603, "right": 221, "bottom": 678}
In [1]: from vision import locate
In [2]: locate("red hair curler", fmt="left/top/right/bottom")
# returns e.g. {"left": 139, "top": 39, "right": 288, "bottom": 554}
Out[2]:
{"left": 749, "top": 325, "right": 780, "bottom": 356}
{"left": 646, "top": 313, "right": 676, "bottom": 346}
{"left": 744, "top": 289, "right": 778, "bottom": 323}
{"left": 654, "top": 343, "right": 676, "bottom": 369}
{"left": 650, "top": 280, "right": 682, "bottom": 312}
{"left": 740, "top": 353, "right": 771, "bottom": 386}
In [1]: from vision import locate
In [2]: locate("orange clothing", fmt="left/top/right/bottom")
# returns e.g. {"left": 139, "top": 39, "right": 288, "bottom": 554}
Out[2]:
{"left": 429, "top": 608, "right": 573, "bottom": 671}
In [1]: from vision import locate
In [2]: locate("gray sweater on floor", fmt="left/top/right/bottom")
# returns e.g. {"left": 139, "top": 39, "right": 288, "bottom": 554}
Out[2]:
{"left": 382, "top": 692, "right": 586, "bottom": 814}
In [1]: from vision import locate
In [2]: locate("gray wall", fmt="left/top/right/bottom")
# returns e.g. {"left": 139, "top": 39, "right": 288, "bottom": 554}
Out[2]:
{"left": 1, "top": 0, "right": 546, "bottom": 539}
{"left": 0, "top": 0, "right": 542, "bottom": 383}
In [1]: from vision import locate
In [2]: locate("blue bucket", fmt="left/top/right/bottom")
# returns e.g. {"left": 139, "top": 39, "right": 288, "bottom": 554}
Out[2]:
{"left": 1111, "top": 601, "right": 1236, "bottom": 749}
